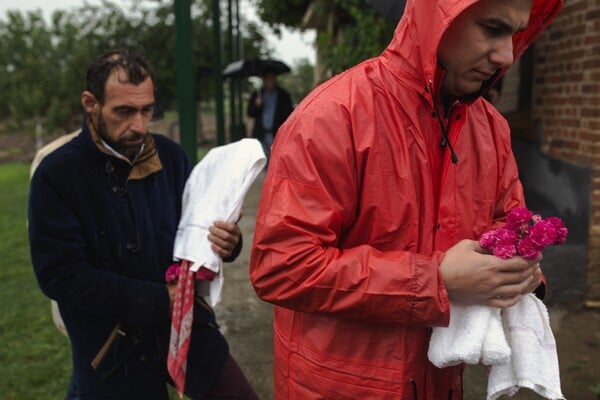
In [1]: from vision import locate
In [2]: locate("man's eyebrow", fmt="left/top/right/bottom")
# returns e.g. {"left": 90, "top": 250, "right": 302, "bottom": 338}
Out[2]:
{"left": 113, "top": 102, "right": 155, "bottom": 111}
{"left": 481, "top": 17, "right": 527, "bottom": 34}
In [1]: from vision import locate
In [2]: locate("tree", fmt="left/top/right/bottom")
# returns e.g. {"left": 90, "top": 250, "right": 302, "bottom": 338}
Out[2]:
{"left": 0, "top": 11, "right": 56, "bottom": 127}
{"left": 251, "top": 0, "right": 395, "bottom": 76}
{"left": 317, "top": 0, "right": 395, "bottom": 74}
{"left": 0, "top": 0, "right": 268, "bottom": 136}
{"left": 251, "top": 0, "right": 310, "bottom": 32}
{"left": 279, "top": 58, "right": 314, "bottom": 104}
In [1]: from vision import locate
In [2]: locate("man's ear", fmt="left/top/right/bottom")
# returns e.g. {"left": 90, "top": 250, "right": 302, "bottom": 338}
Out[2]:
{"left": 81, "top": 91, "right": 99, "bottom": 114}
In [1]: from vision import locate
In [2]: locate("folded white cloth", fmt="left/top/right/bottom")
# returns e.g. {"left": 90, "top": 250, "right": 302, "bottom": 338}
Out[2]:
{"left": 173, "top": 138, "right": 266, "bottom": 306}
{"left": 487, "top": 294, "right": 565, "bottom": 400}
{"left": 428, "top": 304, "right": 510, "bottom": 367}
{"left": 428, "top": 294, "right": 564, "bottom": 400}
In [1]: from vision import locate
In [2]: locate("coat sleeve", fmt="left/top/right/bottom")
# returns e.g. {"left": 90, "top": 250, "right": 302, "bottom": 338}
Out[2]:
{"left": 279, "top": 88, "right": 294, "bottom": 118}
{"left": 247, "top": 91, "right": 261, "bottom": 118}
{"left": 28, "top": 163, "right": 172, "bottom": 328}
{"left": 249, "top": 96, "right": 449, "bottom": 327}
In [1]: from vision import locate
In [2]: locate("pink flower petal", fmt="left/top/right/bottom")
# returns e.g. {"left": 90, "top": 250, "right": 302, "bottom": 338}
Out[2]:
{"left": 165, "top": 263, "right": 182, "bottom": 283}
{"left": 506, "top": 207, "right": 533, "bottom": 229}
{"left": 517, "top": 236, "right": 542, "bottom": 259}
{"left": 481, "top": 208, "right": 567, "bottom": 260}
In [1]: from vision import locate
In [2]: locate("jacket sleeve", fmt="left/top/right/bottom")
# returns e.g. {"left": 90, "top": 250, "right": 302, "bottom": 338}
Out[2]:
{"left": 247, "top": 91, "right": 261, "bottom": 118}
{"left": 250, "top": 98, "right": 449, "bottom": 327}
{"left": 280, "top": 88, "right": 294, "bottom": 118}
{"left": 28, "top": 165, "right": 171, "bottom": 328}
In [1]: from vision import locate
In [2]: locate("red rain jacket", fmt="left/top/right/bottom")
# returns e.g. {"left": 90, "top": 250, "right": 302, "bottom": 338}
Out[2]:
{"left": 250, "top": 0, "right": 562, "bottom": 398}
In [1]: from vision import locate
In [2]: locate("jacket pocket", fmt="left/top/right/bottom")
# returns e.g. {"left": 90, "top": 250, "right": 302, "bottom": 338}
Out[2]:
{"left": 91, "top": 325, "right": 139, "bottom": 380}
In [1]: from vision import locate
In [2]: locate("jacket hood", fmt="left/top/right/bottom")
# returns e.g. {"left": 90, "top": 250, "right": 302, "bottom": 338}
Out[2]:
{"left": 381, "top": 0, "right": 563, "bottom": 106}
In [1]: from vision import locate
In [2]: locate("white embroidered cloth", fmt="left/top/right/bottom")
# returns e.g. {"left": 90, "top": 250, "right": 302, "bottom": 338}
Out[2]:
{"left": 173, "top": 138, "right": 266, "bottom": 306}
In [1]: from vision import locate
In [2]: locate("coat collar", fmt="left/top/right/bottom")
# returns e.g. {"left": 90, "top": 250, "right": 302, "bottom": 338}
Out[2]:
{"left": 84, "top": 118, "right": 163, "bottom": 181}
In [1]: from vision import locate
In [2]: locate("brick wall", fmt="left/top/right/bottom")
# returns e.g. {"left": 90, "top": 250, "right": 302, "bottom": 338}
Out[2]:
{"left": 496, "top": 58, "right": 521, "bottom": 114}
{"left": 532, "top": 0, "right": 600, "bottom": 305}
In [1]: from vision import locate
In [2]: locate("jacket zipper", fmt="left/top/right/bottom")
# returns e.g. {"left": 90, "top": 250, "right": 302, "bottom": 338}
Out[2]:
{"left": 410, "top": 378, "right": 418, "bottom": 400}
{"left": 428, "top": 81, "right": 459, "bottom": 165}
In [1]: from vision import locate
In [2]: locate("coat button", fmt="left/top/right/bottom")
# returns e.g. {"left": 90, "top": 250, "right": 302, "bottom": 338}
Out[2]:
{"left": 105, "top": 161, "right": 114, "bottom": 173}
{"left": 126, "top": 242, "right": 139, "bottom": 253}
{"left": 112, "top": 186, "right": 127, "bottom": 195}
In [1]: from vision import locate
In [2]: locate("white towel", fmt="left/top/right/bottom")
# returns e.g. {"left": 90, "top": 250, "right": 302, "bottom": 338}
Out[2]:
{"left": 428, "top": 305, "right": 510, "bottom": 368}
{"left": 487, "top": 294, "right": 565, "bottom": 400}
{"left": 173, "top": 138, "right": 266, "bottom": 306}
{"left": 428, "top": 294, "right": 564, "bottom": 400}
{"left": 482, "top": 308, "right": 512, "bottom": 366}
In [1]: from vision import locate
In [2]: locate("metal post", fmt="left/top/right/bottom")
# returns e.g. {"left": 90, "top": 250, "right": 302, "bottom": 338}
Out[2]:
{"left": 174, "top": 0, "right": 197, "bottom": 163}
{"left": 212, "top": 0, "right": 226, "bottom": 146}
{"left": 235, "top": 0, "right": 245, "bottom": 139}
{"left": 227, "top": 0, "right": 236, "bottom": 142}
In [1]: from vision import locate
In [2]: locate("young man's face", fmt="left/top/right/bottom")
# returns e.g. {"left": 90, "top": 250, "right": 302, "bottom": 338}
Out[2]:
{"left": 438, "top": 0, "right": 534, "bottom": 97}
{"left": 82, "top": 69, "right": 155, "bottom": 160}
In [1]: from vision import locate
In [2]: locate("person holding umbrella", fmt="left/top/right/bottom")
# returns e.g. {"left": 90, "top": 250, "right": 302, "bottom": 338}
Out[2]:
{"left": 247, "top": 72, "right": 293, "bottom": 166}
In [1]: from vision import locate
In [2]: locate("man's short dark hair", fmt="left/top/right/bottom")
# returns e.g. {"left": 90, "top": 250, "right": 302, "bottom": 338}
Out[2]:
{"left": 86, "top": 48, "right": 155, "bottom": 104}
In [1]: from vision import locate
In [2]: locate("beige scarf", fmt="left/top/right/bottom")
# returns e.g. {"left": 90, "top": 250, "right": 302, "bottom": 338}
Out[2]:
{"left": 87, "top": 120, "right": 162, "bottom": 180}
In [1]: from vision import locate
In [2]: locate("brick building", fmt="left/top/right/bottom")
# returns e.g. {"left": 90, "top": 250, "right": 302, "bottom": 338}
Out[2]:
{"left": 496, "top": 1, "right": 599, "bottom": 306}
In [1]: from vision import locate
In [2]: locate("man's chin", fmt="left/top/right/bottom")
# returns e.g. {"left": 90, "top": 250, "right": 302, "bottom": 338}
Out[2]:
{"left": 117, "top": 144, "right": 143, "bottom": 159}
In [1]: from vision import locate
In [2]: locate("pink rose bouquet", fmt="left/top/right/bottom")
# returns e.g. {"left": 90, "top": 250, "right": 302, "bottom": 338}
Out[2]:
{"left": 479, "top": 207, "right": 568, "bottom": 259}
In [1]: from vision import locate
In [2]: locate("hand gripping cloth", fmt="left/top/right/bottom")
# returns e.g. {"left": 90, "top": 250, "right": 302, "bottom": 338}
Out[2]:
{"left": 168, "top": 138, "right": 266, "bottom": 397}
{"left": 428, "top": 294, "right": 564, "bottom": 400}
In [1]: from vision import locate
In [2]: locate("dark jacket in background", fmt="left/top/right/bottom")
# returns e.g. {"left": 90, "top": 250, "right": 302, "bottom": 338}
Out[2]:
{"left": 247, "top": 86, "right": 293, "bottom": 141}
{"left": 28, "top": 121, "right": 233, "bottom": 399}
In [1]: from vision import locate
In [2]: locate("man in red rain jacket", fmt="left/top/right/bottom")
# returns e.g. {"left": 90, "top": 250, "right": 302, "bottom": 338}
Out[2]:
{"left": 249, "top": 0, "right": 562, "bottom": 398}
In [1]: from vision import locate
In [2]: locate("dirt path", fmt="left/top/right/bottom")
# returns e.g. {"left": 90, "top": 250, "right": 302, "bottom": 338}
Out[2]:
{"left": 213, "top": 172, "right": 274, "bottom": 400}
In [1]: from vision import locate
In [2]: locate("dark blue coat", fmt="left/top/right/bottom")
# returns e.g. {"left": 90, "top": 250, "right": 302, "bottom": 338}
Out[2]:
{"left": 29, "top": 122, "right": 229, "bottom": 399}
{"left": 247, "top": 86, "right": 293, "bottom": 141}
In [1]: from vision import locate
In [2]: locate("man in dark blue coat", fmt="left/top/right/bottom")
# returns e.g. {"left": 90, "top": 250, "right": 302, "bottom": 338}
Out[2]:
{"left": 28, "top": 49, "right": 258, "bottom": 399}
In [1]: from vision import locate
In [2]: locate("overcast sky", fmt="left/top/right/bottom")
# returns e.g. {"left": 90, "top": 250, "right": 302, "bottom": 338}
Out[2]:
{"left": 0, "top": 0, "right": 316, "bottom": 65}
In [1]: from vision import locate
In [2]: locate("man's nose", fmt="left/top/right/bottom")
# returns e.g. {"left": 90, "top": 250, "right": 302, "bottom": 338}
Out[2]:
{"left": 130, "top": 112, "right": 148, "bottom": 133}
{"left": 489, "top": 37, "right": 515, "bottom": 69}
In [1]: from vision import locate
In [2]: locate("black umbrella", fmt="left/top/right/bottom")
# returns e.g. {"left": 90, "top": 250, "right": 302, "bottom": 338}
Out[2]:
{"left": 222, "top": 58, "right": 291, "bottom": 79}
{"left": 366, "top": 0, "right": 406, "bottom": 21}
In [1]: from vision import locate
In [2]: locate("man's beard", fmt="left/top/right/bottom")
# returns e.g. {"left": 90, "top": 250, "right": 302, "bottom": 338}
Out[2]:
{"left": 96, "top": 114, "right": 145, "bottom": 161}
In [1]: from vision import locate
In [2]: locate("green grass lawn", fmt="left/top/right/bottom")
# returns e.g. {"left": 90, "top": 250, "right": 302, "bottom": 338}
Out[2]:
{"left": 0, "top": 163, "right": 71, "bottom": 399}
{"left": 0, "top": 163, "right": 190, "bottom": 399}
